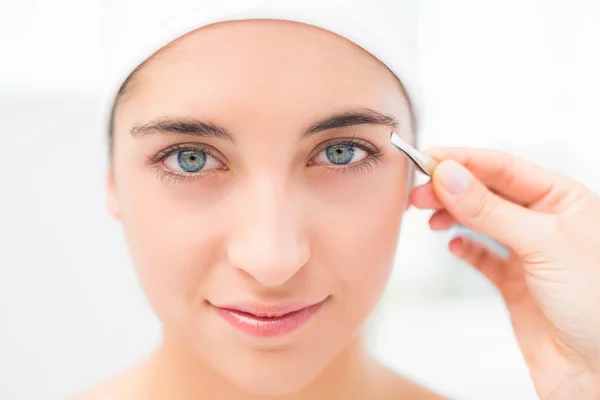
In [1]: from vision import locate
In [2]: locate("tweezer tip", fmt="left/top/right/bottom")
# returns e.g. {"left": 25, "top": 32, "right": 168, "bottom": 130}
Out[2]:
{"left": 389, "top": 131, "right": 438, "bottom": 176}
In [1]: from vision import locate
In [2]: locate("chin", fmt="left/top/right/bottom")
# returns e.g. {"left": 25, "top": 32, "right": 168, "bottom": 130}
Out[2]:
{"left": 215, "top": 350, "right": 329, "bottom": 396}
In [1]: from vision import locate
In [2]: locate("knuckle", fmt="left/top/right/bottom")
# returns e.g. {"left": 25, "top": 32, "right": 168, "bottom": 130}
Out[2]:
{"left": 552, "top": 213, "right": 570, "bottom": 235}
{"left": 499, "top": 153, "right": 518, "bottom": 188}
{"left": 472, "top": 190, "right": 499, "bottom": 223}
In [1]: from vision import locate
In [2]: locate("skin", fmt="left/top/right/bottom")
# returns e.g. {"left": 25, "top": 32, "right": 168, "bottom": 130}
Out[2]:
{"left": 412, "top": 151, "right": 600, "bottom": 399}
{"left": 78, "top": 15, "right": 600, "bottom": 400}
{"left": 83, "top": 19, "right": 444, "bottom": 399}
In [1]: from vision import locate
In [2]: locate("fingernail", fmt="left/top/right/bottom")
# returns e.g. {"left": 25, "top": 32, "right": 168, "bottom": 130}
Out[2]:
{"left": 437, "top": 160, "right": 472, "bottom": 195}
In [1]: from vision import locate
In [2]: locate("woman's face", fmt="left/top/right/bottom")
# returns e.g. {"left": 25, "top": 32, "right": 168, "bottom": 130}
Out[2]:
{"left": 108, "top": 20, "right": 414, "bottom": 396}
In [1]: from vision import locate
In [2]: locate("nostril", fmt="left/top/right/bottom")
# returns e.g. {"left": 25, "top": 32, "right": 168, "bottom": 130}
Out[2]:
{"left": 227, "top": 238, "right": 310, "bottom": 287}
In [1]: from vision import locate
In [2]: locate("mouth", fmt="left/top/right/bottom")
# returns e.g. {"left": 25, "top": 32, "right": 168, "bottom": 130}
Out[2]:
{"left": 211, "top": 299, "right": 326, "bottom": 338}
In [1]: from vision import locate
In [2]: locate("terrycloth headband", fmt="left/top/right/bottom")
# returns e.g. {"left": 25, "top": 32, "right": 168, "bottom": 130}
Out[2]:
{"left": 100, "top": 0, "right": 421, "bottom": 136}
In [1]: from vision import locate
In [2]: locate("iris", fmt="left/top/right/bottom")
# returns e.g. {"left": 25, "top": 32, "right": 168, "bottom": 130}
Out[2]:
{"left": 177, "top": 150, "right": 207, "bottom": 172}
{"left": 325, "top": 144, "right": 355, "bottom": 165}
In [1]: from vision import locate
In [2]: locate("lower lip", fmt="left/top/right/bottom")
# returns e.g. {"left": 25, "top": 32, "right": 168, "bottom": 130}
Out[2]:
{"left": 214, "top": 303, "right": 323, "bottom": 338}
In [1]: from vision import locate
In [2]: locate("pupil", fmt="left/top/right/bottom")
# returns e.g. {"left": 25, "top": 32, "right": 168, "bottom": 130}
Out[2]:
{"left": 326, "top": 144, "right": 354, "bottom": 165}
{"left": 178, "top": 150, "right": 206, "bottom": 172}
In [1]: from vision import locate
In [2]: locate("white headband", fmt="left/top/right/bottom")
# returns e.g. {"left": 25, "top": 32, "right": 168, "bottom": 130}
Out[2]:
{"left": 100, "top": 0, "right": 421, "bottom": 136}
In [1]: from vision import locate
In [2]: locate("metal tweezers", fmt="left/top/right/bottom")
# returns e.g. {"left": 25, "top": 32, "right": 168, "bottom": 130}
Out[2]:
{"left": 390, "top": 132, "right": 438, "bottom": 176}
{"left": 390, "top": 131, "right": 510, "bottom": 258}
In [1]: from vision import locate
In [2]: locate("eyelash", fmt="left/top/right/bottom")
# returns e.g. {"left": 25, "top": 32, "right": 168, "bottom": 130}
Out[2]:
{"left": 146, "top": 143, "right": 224, "bottom": 184}
{"left": 146, "top": 137, "right": 385, "bottom": 184}
{"left": 309, "top": 137, "right": 385, "bottom": 174}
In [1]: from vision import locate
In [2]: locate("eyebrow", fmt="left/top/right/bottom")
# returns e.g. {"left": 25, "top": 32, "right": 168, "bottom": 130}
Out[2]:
{"left": 130, "top": 118, "right": 235, "bottom": 141}
{"left": 129, "top": 108, "right": 399, "bottom": 141}
{"left": 304, "top": 108, "right": 399, "bottom": 136}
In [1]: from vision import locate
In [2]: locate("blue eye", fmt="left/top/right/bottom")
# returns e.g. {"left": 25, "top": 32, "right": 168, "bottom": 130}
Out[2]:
{"left": 177, "top": 150, "right": 206, "bottom": 172}
{"left": 326, "top": 144, "right": 355, "bottom": 164}
{"left": 163, "top": 149, "right": 222, "bottom": 174}
{"left": 314, "top": 143, "right": 368, "bottom": 166}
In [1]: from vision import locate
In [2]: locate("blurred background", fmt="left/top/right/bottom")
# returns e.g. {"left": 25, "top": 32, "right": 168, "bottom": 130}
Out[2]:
{"left": 0, "top": 0, "right": 596, "bottom": 399}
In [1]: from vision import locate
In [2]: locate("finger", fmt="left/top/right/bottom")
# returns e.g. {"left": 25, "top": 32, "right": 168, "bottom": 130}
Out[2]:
{"left": 429, "top": 210, "right": 456, "bottom": 231}
{"left": 432, "top": 159, "right": 553, "bottom": 254}
{"left": 424, "top": 147, "right": 572, "bottom": 208}
{"left": 449, "top": 236, "right": 525, "bottom": 300}
{"left": 452, "top": 238, "right": 551, "bottom": 372}
{"left": 410, "top": 182, "right": 443, "bottom": 209}
{"left": 450, "top": 236, "right": 506, "bottom": 288}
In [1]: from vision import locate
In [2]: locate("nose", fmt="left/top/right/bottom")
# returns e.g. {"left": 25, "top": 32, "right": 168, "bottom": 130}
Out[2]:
{"left": 227, "top": 177, "right": 310, "bottom": 287}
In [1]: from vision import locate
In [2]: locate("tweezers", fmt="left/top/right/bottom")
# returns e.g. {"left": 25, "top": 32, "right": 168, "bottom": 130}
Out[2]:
{"left": 390, "top": 132, "right": 438, "bottom": 176}
{"left": 390, "top": 131, "right": 510, "bottom": 258}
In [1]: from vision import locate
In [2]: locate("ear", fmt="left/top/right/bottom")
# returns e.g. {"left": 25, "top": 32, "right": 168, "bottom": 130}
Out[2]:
{"left": 106, "top": 168, "right": 122, "bottom": 220}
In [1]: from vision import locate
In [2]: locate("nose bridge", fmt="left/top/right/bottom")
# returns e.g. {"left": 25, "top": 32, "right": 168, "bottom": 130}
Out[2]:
{"left": 227, "top": 174, "right": 310, "bottom": 287}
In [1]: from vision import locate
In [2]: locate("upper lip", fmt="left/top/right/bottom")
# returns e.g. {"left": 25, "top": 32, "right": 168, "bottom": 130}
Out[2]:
{"left": 212, "top": 299, "right": 325, "bottom": 318}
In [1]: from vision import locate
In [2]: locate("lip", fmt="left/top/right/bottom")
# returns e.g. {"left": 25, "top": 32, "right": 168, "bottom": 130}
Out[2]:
{"left": 212, "top": 300, "right": 326, "bottom": 338}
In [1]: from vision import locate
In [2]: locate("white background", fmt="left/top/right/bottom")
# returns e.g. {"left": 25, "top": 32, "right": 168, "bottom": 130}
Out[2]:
{"left": 1, "top": 1, "right": 597, "bottom": 399}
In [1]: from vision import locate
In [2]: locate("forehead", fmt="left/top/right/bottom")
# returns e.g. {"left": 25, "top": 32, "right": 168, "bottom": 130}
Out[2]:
{"left": 116, "top": 19, "right": 409, "bottom": 135}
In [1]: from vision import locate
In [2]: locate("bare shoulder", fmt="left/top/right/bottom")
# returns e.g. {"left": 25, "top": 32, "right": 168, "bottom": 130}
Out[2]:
{"left": 375, "top": 362, "right": 448, "bottom": 399}
{"left": 389, "top": 376, "right": 447, "bottom": 399}
{"left": 71, "top": 364, "right": 145, "bottom": 400}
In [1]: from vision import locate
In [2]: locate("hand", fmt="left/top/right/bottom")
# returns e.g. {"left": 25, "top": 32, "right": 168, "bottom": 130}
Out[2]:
{"left": 409, "top": 147, "right": 600, "bottom": 400}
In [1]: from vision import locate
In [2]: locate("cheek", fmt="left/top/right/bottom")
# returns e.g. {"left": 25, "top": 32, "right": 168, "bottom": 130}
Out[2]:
{"left": 115, "top": 168, "right": 226, "bottom": 324}
{"left": 115, "top": 148, "right": 410, "bottom": 329}
{"left": 310, "top": 163, "right": 410, "bottom": 319}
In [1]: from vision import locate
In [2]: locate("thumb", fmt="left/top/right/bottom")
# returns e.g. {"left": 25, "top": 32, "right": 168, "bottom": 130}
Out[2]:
{"left": 432, "top": 159, "right": 549, "bottom": 254}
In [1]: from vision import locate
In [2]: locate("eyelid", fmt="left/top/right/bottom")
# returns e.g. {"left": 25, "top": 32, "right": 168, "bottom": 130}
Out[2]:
{"left": 149, "top": 138, "right": 379, "bottom": 165}
{"left": 148, "top": 137, "right": 384, "bottom": 185}
{"left": 307, "top": 136, "right": 384, "bottom": 164}
{"left": 146, "top": 142, "right": 229, "bottom": 166}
